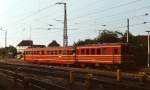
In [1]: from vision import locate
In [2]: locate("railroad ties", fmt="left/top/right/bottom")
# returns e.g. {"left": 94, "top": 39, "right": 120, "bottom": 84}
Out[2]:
{"left": 0, "top": 62, "right": 149, "bottom": 90}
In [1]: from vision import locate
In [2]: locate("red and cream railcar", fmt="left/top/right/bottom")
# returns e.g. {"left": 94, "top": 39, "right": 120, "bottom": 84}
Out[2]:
{"left": 23, "top": 43, "right": 132, "bottom": 66}
{"left": 76, "top": 43, "right": 131, "bottom": 65}
{"left": 24, "top": 47, "right": 75, "bottom": 64}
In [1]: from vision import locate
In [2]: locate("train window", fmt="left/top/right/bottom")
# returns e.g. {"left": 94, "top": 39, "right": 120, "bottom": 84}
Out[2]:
{"left": 81, "top": 49, "right": 84, "bottom": 55}
{"left": 91, "top": 49, "right": 95, "bottom": 55}
{"left": 55, "top": 51, "right": 57, "bottom": 55}
{"left": 36, "top": 51, "right": 38, "bottom": 54}
{"left": 49, "top": 51, "right": 51, "bottom": 55}
{"left": 33, "top": 51, "right": 35, "bottom": 55}
{"left": 37, "top": 51, "right": 40, "bottom": 55}
{"left": 41, "top": 51, "right": 44, "bottom": 55}
{"left": 47, "top": 51, "right": 50, "bottom": 55}
{"left": 69, "top": 50, "right": 73, "bottom": 55}
{"left": 31, "top": 51, "right": 33, "bottom": 54}
{"left": 30, "top": 51, "right": 32, "bottom": 54}
{"left": 59, "top": 50, "right": 62, "bottom": 54}
{"left": 86, "top": 49, "right": 90, "bottom": 55}
{"left": 67, "top": 50, "right": 70, "bottom": 55}
{"left": 51, "top": 51, "right": 54, "bottom": 55}
{"left": 102, "top": 48, "right": 106, "bottom": 54}
{"left": 97, "top": 48, "right": 101, "bottom": 55}
{"left": 67, "top": 51, "right": 69, "bottom": 55}
{"left": 34, "top": 51, "right": 37, "bottom": 55}
{"left": 114, "top": 48, "right": 118, "bottom": 54}
{"left": 63, "top": 50, "right": 67, "bottom": 55}
{"left": 35, "top": 51, "right": 38, "bottom": 55}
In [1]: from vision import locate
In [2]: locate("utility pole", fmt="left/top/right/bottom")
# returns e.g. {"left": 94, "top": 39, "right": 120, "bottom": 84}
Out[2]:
{"left": 29, "top": 25, "right": 31, "bottom": 40}
{"left": 0, "top": 27, "right": 7, "bottom": 61}
{"left": 98, "top": 30, "right": 104, "bottom": 35}
{"left": 127, "top": 18, "right": 129, "bottom": 43}
{"left": 56, "top": 2, "right": 68, "bottom": 47}
{"left": 0, "top": 28, "right": 7, "bottom": 48}
{"left": 146, "top": 31, "right": 150, "bottom": 68}
{"left": 98, "top": 25, "right": 107, "bottom": 36}
{"left": 5, "top": 31, "right": 7, "bottom": 48}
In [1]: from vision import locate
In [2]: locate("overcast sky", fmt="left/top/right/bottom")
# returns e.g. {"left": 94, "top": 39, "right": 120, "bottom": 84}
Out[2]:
{"left": 0, "top": 0, "right": 150, "bottom": 47}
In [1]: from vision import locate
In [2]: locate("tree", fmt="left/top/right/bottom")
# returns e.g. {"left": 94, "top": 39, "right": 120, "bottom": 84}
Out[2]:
{"left": 74, "top": 39, "right": 97, "bottom": 46}
{"left": 0, "top": 48, "right": 6, "bottom": 59}
{"left": 121, "top": 33, "right": 147, "bottom": 67}
{"left": 96, "top": 30, "right": 121, "bottom": 43}
{"left": 74, "top": 30, "right": 123, "bottom": 46}
{"left": 6, "top": 45, "right": 17, "bottom": 58}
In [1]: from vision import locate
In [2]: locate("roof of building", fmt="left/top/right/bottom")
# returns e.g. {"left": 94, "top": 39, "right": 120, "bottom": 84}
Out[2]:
{"left": 30, "top": 45, "right": 46, "bottom": 48}
{"left": 48, "top": 40, "right": 60, "bottom": 47}
{"left": 17, "top": 40, "right": 33, "bottom": 46}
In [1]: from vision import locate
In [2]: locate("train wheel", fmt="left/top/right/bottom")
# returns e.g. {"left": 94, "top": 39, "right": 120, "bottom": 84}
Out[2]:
{"left": 81, "top": 64, "right": 85, "bottom": 68}
{"left": 104, "top": 65, "right": 112, "bottom": 70}
{"left": 85, "top": 66, "right": 90, "bottom": 69}
{"left": 95, "top": 63, "right": 99, "bottom": 67}
{"left": 66, "top": 64, "right": 70, "bottom": 67}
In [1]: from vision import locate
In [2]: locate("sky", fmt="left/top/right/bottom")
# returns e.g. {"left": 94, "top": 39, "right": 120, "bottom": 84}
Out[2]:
{"left": 0, "top": 0, "right": 150, "bottom": 47}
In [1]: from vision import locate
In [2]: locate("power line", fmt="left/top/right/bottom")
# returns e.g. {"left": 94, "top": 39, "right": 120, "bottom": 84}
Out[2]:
{"left": 107, "top": 21, "right": 150, "bottom": 30}
{"left": 8, "top": 0, "right": 64, "bottom": 27}
{"left": 70, "top": 0, "right": 143, "bottom": 20}
{"left": 69, "top": 5, "right": 150, "bottom": 26}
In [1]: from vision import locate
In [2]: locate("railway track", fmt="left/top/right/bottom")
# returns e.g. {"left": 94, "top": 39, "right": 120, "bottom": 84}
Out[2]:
{"left": 0, "top": 68, "right": 70, "bottom": 90}
{"left": 0, "top": 61, "right": 149, "bottom": 90}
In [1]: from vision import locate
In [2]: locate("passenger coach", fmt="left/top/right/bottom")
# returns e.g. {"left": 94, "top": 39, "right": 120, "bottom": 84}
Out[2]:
{"left": 24, "top": 47, "right": 75, "bottom": 64}
{"left": 23, "top": 43, "right": 133, "bottom": 67}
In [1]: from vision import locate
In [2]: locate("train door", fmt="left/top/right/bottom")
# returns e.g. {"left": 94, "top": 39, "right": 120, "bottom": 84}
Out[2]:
{"left": 113, "top": 48, "right": 119, "bottom": 64}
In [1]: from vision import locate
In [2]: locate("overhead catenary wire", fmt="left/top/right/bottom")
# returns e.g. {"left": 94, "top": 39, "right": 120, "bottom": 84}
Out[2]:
{"left": 9, "top": 0, "right": 149, "bottom": 32}
{"left": 69, "top": 5, "right": 150, "bottom": 27}
{"left": 107, "top": 21, "right": 150, "bottom": 31}
{"left": 69, "top": 0, "right": 143, "bottom": 20}
{"left": 7, "top": 0, "right": 64, "bottom": 27}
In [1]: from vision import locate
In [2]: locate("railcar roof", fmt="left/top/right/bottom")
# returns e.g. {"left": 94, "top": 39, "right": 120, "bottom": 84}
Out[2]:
{"left": 76, "top": 43, "right": 128, "bottom": 47}
{"left": 25, "top": 46, "right": 74, "bottom": 50}
{"left": 25, "top": 43, "right": 129, "bottom": 51}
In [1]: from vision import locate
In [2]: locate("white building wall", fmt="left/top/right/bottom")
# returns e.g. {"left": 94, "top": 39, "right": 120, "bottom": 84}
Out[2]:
{"left": 16, "top": 46, "right": 30, "bottom": 59}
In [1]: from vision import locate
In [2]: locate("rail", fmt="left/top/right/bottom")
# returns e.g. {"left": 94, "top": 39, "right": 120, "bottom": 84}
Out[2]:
{"left": 0, "top": 62, "right": 149, "bottom": 90}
